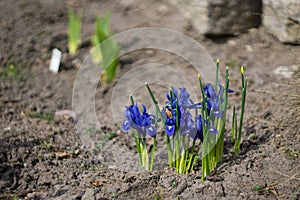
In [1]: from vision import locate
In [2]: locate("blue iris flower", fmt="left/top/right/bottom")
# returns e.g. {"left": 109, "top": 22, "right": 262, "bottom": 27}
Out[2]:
{"left": 178, "top": 87, "right": 201, "bottom": 109}
{"left": 204, "top": 83, "right": 223, "bottom": 118}
{"left": 204, "top": 83, "right": 233, "bottom": 118}
{"left": 163, "top": 87, "right": 199, "bottom": 136}
{"left": 203, "top": 83, "right": 234, "bottom": 134}
{"left": 179, "top": 110, "right": 195, "bottom": 136}
{"left": 122, "top": 104, "right": 157, "bottom": 137}
{"left": 162, "top": 108, "right": 177, "bottom": 136}
{"left": 189, "top": 115, "right": 203, "bottom": 142}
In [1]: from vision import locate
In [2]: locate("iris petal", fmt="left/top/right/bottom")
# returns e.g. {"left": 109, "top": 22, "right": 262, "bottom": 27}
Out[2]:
{"left": 146, "top": 126, "right": 157, "bottom": 137}
{"left": 166, "top": 125, "right": 175, "bottom": 136}
{"left": 187, "top": 103, "right": 202, "bottom": 109}
{"left": 142, "top": 104, "right": 147, "bottom": 114}
{"left": 122, "top": 120, "right": 131, "bottom": 132}
{"left": 132, "top": 105, "right": 140, "bottom": 118}
{"left": 208, "top": 126, "right": 218, "bottom": 134}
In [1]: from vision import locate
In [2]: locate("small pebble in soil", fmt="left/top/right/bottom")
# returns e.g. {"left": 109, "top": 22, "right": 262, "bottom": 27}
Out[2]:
{"left": 157, "top": 4, "right": 169, "bottom": 15}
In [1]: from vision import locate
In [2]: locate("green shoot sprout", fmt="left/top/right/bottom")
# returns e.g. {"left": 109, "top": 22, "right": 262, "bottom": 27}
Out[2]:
{"left": 68, "top": 10, "right": 82, "bottom": 55}
{"left": 91, "top": 13, "right": 120, "bottom": 83}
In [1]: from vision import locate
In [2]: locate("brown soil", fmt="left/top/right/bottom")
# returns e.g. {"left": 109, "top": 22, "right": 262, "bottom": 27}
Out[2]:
{"left": 0, "top": 0, "right": 299, "bottom": 199}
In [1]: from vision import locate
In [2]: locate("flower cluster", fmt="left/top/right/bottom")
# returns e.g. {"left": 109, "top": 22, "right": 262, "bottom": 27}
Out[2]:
{"left": 121, "top": 84, "right": 231, "bottom": 173}
{"left": 121, "top": 61, "right": 247, "bottom": 180}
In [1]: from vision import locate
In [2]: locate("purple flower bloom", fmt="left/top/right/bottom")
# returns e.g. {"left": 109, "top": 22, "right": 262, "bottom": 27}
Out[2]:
{"left": 204, "top": 83, "right": 223, "bottom": 118}
{"left": 162, "top": 107, "right": 178, "bottom": 136}
{"left": 189, "top": 115, "right": 203, "bottom": 142}
{"left": 204, "top": 83, "right": 233, "bottom": 118}
{"left": 163, "top": 87, "right": 199, "bottom": 136}
{"left": 203, "top": 83, "right": 234, "bottom": 134}
{"left": 165, "top": 87, "right": 201, "bottom": 110}
{"left": 178, "top": 87, "right": 201, "bottom": 109}
{"left": 179, "top": 110, "right": 194, "bottom": 136}
{"left": 122, "top": 104, "right": 157, "bottom": 137}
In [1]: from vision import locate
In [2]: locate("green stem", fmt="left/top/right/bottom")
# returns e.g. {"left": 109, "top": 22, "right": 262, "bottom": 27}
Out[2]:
{"left": 150, "top": 136, "right": 156, "bottom": 171}
{"left": 186, "top": 139, "right": 196, "bottom": 173}
{"left": 232, "top": 106, "right": 236, "bottom": 143}
{"left": 146, "top": 83, "right": 158, "bottom": 104}
{"left": 142, "top": 143, "right": 149, "bottom": 170}
{"left": 130, "top": 95, "right": 135, "bottom": 105}
{"left": 130, "top": 97, "right": 143, "bottom": 167}
{"left": 132, "top": 130, "right": 142, "bottom": 167}
{"left": 181, "top": 135, "right": 188, "bottom": 174}
{"left": 201, "top": 100, "right": 209, "bottom": 181}
{"left": 166, "top": 135, "right": 172, "bottom": 167}
{"left": 134, "top": 135, "right": 142, "bottom": 167}
{"left": 215, "top": 59, "right": 219, "bottom": 90}
{"left": 145, "top": 83, "right": 166, "bottom": 170}
{"left": 175, "top": 131, "right": 180, "bottom": 173}
{"left": 236, "top": 76, "right": 247, "bottom": 155}
{"left": 217, "top": 120, "right": 225, "bottom": 164}
{"left": 179, "top": 149, "right": 185, "bottom": 174}
{"left": 146, "top": 83, "right": 165, "bottom": 123}
{"left": 234, "top": 107, "right": 238, "bottom": 153}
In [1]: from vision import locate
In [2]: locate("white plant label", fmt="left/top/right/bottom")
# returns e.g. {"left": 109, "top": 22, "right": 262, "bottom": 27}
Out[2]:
{"left": 49, "top": 48, "right": 62, "bottom": 74}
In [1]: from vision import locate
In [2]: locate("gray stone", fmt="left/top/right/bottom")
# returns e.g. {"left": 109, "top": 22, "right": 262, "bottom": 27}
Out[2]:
{"left": 272, "top": 65, "right": 299, "bottom": 78}
{"left": 263, "top": 0, "right": 300, "bottom": 44}
{"left": 165, "top": 0, "right": 262, "bottom": 35}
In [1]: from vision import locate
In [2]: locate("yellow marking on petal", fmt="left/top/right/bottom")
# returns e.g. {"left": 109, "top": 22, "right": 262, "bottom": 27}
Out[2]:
{"left": 166, "top": 108, "right": 172, "bottom": 118}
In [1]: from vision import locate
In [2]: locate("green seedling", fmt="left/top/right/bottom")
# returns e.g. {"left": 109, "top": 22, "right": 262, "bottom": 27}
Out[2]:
{"left": 255, "top": 185, "right": 262, "bottom": 191}
{"left": 264, "top": 188, "right": 270, "bottom": 194}
{"left": 249, "top": 133, "right": 257, "bottom": 140}
{"left": 96, "top": 140, "right": 106, "bottom": 149}
{"left": 27, "top": 111, "right": 55, "bottom": 123}
{"left": 41, "top": 141, "right": 54, "bottom": 150}
{"left": 12, "top": 194, "right": 18, "bottom": 200}
{"left": 172, "top": 180, "right": 178, "bottom": 187}
{"left": 152, "top": 194, "right": 161, "bottom": 200}
{"left": 226, "top": 57, "right": 237, "bottom": 68}
{"left": 104, "top": 132, "right": 117, "bottom": 140}
{"left": 7, "top": 64, "right": 17, "bottom": 77}
{"left": 91, "top": 13, "right": 119, "bottom": 83}
{"left": 68, "top": 9, "right": 82, "bottom": 55}
{"left": 0, "top": 64, "right": 25, "bottom": 81}
{"left": 112, "top": 193, "right": 118, "bottom": 198}
{"left": 96, "top": 132, "right": 117, "bottom": 149}
{"left": 283, "top": 147, "right": 300, "bottom": 157}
